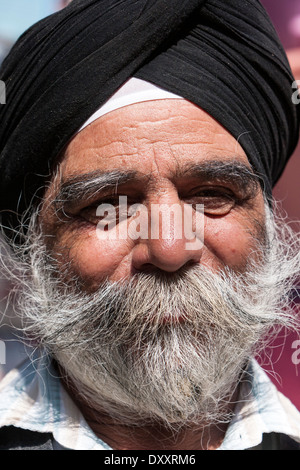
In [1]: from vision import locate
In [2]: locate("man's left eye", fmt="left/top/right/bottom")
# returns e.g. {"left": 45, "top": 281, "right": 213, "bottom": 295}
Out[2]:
{"left": 186, "top": 189, "right": 236, "bottom": 215}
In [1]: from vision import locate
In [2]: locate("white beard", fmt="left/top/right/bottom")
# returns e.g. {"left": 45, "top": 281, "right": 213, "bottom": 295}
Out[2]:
{"left": 4, "top": 202, "right": 300, "bottom": 429}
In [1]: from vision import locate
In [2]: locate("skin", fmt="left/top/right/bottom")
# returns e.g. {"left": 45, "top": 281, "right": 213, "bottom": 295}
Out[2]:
{"left": 41, "top": 99, "right": 266, "bottom": 449}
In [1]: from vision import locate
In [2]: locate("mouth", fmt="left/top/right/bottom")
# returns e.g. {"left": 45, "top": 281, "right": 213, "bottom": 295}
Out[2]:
{"left": 155, "top": 310, "right": 188, "bottom": 326}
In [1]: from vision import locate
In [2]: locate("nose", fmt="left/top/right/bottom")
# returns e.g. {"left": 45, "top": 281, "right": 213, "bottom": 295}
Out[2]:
{"left": 131, "top": 200, "right": 204, "bottom": 273}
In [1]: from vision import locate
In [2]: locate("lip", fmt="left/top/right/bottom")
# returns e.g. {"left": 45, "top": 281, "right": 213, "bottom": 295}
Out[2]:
{"left": 158, "top": 312, "right": 187, "bottom": 325}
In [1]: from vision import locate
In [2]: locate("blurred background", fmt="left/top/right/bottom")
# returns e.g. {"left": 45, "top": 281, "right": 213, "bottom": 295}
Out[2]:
{"left": 0, "top": 0, "right": 299, "bottom": 408}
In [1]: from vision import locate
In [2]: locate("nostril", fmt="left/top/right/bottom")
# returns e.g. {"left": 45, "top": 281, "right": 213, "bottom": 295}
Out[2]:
{"left": 131, "top": 234, "right": 203, "bottom": 274}
{"left": 185, "top": 259, "right": 200, "bottom": 269}
{"left": 132, "top": 263, "right": 160, "bottom": 275}
{"left": 132, "top": 258, "right": 200, "bottom": 277}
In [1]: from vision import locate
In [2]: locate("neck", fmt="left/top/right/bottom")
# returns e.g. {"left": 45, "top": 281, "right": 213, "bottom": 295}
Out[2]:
{"left": 77, "top": 413, "right": 229, "bottom": 450}
{"left": 61, "top": 374, "right": 235, "bottom": 450}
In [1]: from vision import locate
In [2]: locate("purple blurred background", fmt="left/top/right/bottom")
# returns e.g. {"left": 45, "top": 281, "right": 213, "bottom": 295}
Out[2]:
{"left": 257, "top": 0, "right": 300, "bottom": 411}
{"left": 262, "top": 0, "right": 300, "bottom": 225}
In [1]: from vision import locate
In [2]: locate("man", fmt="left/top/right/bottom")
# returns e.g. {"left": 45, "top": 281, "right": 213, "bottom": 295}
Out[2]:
{"left": 0, "top": 0, "right": 299, "bottom": 451}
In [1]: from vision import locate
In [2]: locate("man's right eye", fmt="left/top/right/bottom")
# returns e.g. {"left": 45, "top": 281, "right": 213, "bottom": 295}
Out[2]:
{"left": 79, "top": 197, "right": 134, "bottom": 227}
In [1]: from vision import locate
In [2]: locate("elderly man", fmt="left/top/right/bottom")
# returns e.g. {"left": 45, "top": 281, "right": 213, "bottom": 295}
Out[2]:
{"left": 0, "top": 0, "right": 299, "bottom": 451}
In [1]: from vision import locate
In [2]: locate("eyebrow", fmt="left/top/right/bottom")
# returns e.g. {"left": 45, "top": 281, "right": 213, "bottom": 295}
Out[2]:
{"left": 52, "top": 160, "right": 261, "bottom": 213}
{"left": 177, "top": 160, "right": 261, "bottom": 194}
{"left": 52, "top": 169, "right": 139, "bottom": 213}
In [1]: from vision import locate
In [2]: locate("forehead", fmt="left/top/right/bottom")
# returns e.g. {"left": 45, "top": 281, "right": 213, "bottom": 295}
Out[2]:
{"left": 60, "top": 99, "right": 250, "bottom": 177}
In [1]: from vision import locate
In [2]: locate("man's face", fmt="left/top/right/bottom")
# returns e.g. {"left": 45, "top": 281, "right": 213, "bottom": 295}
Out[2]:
{"left": 22, "top": 99, "right": 297, "bottom": 429}
{"left": 41, "top": 99, "right": 265, "bottom": 289}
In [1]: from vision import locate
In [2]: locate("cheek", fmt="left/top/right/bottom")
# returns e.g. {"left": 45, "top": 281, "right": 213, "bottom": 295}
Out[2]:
{"left": 56, "top": 231, "right": 133, "bottom": 287}
{"left": 203, "top": 216, "right": 259, "bottom": 270}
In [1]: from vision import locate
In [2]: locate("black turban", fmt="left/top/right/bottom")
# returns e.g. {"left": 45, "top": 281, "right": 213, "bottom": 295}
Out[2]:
{"left": 0, "top": 0, "right": 299, "bottom": 236}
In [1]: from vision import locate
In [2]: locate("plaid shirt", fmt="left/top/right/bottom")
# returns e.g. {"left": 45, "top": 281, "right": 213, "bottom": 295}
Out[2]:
{"left": 0, "top": 354, "right": 300, "bottom": 450}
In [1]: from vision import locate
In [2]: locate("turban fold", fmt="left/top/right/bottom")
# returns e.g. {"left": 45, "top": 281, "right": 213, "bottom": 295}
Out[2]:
{"left": 0, "top": 0, "right": 299, "bottom": 235}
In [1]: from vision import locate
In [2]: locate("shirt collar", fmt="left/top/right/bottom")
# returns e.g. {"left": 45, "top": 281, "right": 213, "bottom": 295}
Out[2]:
{"left": 0, "top": 353, "right": 300, "bottom": 450}
{"left": 219, "top": 360, "right": 300, "bottom": 450}
{"left": 0, "top": 353, "right": 111, "bottom": 450}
